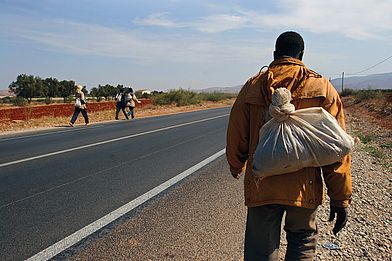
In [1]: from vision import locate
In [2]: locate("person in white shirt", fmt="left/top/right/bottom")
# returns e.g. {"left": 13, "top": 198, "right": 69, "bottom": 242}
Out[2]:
{"left": 69, "top": 84, "right": 88, "bottom": 127}
{"left": 125, "top": 87, "right": 141, "bottom": 119}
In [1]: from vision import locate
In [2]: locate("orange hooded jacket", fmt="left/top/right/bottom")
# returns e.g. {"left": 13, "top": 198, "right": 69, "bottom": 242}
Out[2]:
{"left": 226, "top": 57, "right": 352, "bottom": 209}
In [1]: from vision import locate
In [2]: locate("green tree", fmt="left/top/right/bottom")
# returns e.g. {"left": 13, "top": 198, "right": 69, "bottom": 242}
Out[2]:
{"left": 44, "top": 77, "right": 60, "bottom": 99}
{"left": 90, "top": 87, "right": 98, "bottom": 97}
{"left": 116, "top": 84, "right": 124, "bottom": 93}
{"left": 59, "top": 80, "right": 75, "bottom": 102}
{"left": 8, "top": 74, "right": 45, "bottom": 103}
{"left": 98, "top": 84, "right": 117, "bottom": 100}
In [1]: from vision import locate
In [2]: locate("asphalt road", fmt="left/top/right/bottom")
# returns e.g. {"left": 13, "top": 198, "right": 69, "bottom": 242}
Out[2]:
{"left": 68, "top": 156, "right": 247, "bottom": 261}
{"left": 0, "top": 107, "right": 231, "bottom": 260}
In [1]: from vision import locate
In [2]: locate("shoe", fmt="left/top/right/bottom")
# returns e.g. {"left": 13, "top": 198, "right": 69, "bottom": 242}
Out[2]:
{"left": 69, "top": 122, "right": 74, "bottom": 127}
{"left": 131, "top": 115, "right": 134, "bottom": 119}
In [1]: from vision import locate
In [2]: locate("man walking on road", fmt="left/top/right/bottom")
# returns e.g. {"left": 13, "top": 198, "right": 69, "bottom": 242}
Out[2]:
{"left": 115, "top": 88, "right": 129, "bottom": 120}
{"left": 226, "top": 31, "right": 352, "bottom": 260}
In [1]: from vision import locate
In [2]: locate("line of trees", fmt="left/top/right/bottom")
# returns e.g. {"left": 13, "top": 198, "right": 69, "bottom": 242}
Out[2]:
{"left": 8, "top": 74, "right": 77, "bottom": 103}
{"left": 7, "top": 74, "right": 236, "bottom": 107}
{"left": 90, "top": 84, "right": 125, "bottom": 100}
{"left": 8, "top": 74, "right": 129, "bottom": 103}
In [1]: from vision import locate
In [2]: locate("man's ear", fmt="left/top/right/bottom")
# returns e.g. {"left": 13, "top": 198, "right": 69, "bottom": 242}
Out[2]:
{"left": 299, "top": 50, "right": 304, "bottom": 61}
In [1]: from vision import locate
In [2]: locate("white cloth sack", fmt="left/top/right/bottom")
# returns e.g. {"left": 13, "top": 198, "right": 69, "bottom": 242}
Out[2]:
{"left": 75, "top": 98, "right": 81, "bottom": 108}
{"left": 252, "top": 88, "right": 354, "bottom": 177}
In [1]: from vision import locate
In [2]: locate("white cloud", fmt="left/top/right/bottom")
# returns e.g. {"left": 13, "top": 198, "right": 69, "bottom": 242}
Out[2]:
{"left": 193, "top": 14, "right": 248, "bottom": 33}
{"left": 133, "top": 0, "right": 392, "bottom": 40}
{"left": 133, "top": 13, "right": 181, "bottom": 28}
{"left": 252, "top": 0, "right": 392, "bottom": 40}
{"left": 0, "top": 14, "right": 265, "bottom": 65}
{"left": 260, "top": 0, "right": 392, "bottom": 40}
{"left": 133, "top": 12, "right": 248, "bottom": 33}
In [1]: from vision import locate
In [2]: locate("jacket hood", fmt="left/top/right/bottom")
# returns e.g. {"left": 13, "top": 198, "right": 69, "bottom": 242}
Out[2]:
{"left": 245, "top": 57, "right": 325, "bottom": 106}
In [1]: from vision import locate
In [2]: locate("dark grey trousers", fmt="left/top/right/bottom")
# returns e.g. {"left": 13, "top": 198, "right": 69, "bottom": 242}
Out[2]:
{"left": 244, "top": 204, "right": 318, "bottom": 261}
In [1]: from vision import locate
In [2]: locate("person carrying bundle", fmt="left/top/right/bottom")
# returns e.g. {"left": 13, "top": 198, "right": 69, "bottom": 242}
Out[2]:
{"left": 69, "top": 84, "right": 89, "bottom": 127}
{"left": 115, "top": 88, "right": 129, "bottom": 120}
{"left": 226, "top": 31, "right": 352, "bottom": 261}
{"left": 125, "top": 87, "right": 141, "bottom": 119}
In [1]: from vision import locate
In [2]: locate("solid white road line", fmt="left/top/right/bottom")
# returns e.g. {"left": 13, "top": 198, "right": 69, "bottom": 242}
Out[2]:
{"left": 0, "top": 125, "right": 104, "bottom": 142}
{"left": 26, "top": 148, "right": 226, "bottom": 261}
{"left": 0, "top": 114, "right": 228, "bottom": 168}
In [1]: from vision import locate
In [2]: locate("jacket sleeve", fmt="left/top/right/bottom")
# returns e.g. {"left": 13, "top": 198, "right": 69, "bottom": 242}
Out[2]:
{"left": 322, "top": 82, "right": 352, "bottom": 208}
{"left": 226, "top": 82, "right": 250, "bottom": 174}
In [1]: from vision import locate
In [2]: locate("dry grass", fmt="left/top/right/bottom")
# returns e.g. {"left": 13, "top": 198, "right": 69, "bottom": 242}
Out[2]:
{"left": 0, "top": 99, "right": 235, "bottom": 135}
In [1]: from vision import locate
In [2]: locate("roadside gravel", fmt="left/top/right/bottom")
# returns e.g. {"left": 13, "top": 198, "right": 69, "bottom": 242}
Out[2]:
{"left": 58, "top": 103, "right": 390, "bottom": 260}
{"left": 307, "top": 106, "right": 391, "bottom": 260}
{"left": 279, "top": 105, "right": 391, "bottom": 260}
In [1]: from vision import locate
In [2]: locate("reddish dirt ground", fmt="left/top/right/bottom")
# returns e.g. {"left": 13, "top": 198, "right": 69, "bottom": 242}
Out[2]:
{"left": 0, "top": 100, "right": 152, "bottom": 121}
{"left": 0, "top": 96, "right": 390, "bottom": 134}
{"left": 0, "top": 99, "right": 235, "bottom": 134}
{"left": 342, "top": 96, "right": 392, "bottom": 130}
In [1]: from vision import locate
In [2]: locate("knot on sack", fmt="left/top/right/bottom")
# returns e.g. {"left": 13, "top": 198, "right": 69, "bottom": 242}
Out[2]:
{"left": 269, "top": 88, "right": 295, "bottom": 122}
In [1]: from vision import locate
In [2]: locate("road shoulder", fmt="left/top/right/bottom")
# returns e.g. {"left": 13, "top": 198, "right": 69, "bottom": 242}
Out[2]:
{"left": 64, "top": 156, "right": 246, "bottom": 260}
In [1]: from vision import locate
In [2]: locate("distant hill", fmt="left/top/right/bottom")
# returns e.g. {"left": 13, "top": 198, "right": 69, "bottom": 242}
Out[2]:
{"left": 196, "top": 85, "right": 242, "bottom": 93}
{"left": 197, "top": 72, "right": 392, "bottom": 93}
{"left": 331, "top": 72, "right": 392, "bottom": 90}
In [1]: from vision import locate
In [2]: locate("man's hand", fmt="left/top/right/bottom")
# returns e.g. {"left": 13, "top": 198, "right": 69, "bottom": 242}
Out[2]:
{"left": 231, "top": 171, "right": 242, "bottom": 179}
{"left": 328, "top": 205, "right": 349, "bottom": 235}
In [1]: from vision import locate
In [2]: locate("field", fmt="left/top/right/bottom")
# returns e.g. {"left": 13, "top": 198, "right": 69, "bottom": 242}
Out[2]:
{"left": 0, "top": 99, "right": 235, "bottom": 134}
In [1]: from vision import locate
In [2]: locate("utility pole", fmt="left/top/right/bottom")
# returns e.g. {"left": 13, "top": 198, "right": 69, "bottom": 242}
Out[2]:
{"left": 341, "top": 72, "right": 344, "bottom": 93}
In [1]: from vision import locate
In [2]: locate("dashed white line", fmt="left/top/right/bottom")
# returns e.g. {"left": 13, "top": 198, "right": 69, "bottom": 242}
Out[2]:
{"left": 0, "top": 125, "right": 104, "bottom": 142}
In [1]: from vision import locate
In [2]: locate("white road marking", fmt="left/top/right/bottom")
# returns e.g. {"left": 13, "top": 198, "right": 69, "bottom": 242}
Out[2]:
{"left": 26, "top": 148, "right": 226, "bottom": 261}
{"left": 0, "top": 114, "right": 228, "bottom": 168}
{"left": 0, "top": 125, "right": 104, "bottom": 142}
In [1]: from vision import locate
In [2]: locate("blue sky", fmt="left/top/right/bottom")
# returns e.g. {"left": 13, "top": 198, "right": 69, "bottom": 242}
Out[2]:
{"left": 1, "top": 0, "right": 391, "bottom": 91}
